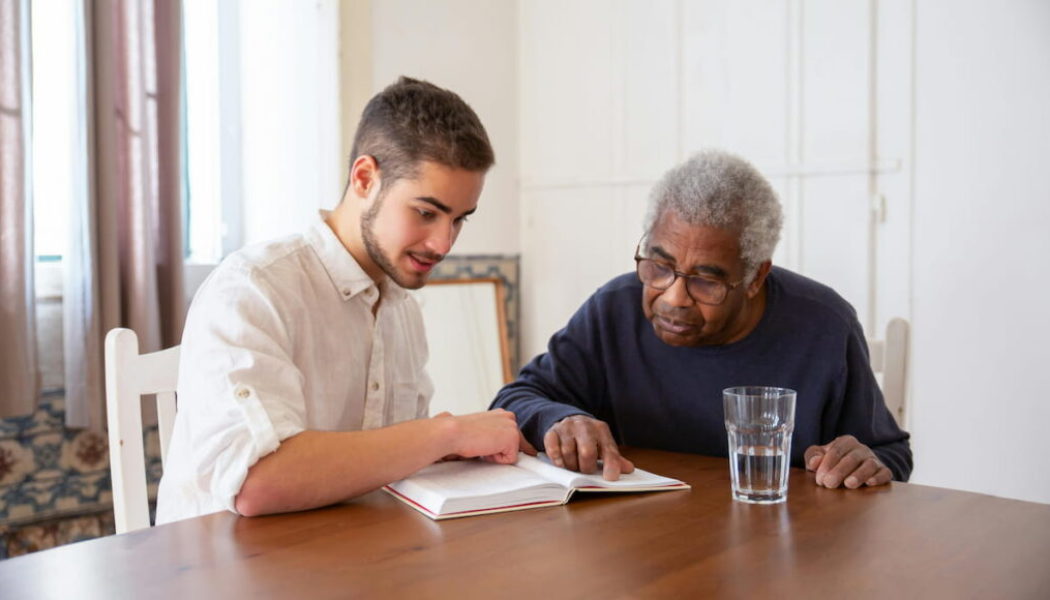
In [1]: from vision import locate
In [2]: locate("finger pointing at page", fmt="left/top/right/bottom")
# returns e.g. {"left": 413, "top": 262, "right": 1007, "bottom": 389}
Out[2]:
{"left": 600, "top": 438, "right": 635, "bottom": 481}
{"left": 543, "top": 415, "right": 633, "bottom": 480}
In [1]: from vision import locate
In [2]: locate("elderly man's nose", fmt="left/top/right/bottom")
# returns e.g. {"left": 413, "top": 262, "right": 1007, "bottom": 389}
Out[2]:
{"left": 661, "top": 276, "right": 694, "bottom": 307}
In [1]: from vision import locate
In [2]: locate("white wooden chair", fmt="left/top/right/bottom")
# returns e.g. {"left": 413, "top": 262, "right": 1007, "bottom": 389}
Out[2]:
{"left": 104, "top": 328, "right": 180, "bottom": 534}
{"left": 867, "top": 318, "right": 910, "bottom": 428}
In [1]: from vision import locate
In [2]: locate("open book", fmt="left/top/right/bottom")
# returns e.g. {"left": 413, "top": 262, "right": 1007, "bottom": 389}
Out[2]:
{"left": 384, "top": 453, "right": 690, "bottom": 520}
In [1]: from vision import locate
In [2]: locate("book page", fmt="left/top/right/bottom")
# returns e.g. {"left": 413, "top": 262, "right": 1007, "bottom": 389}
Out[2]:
{"left": 387, "top": 459, "right": 570, "bottom": 516}
{"left": 513, "top": 453, "right": 687, "bottom": 490}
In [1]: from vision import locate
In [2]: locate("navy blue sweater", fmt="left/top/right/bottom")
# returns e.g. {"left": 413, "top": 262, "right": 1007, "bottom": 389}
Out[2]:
{"left": 492, "top": 267, "right": 912, "bottom": 481}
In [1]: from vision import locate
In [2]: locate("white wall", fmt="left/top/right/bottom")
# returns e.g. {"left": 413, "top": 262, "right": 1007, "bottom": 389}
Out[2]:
{"left": 370, "top": 0, "right": 520, "bottom": 256}
{"left": 518, "top": 0, "right": 667, "bottom": 358}
{"left": 909, "top": 0, "right": 1050, "bottom": 503}
{"left": 238, "top": 0, "right": 342, "bottom": 245}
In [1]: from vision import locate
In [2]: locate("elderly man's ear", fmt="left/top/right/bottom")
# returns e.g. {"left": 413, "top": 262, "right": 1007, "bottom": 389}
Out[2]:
{"left": 746, "top": 261, "right": 773, "bottom": 298}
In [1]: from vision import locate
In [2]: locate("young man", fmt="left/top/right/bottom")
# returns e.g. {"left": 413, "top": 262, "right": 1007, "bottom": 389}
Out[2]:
{"left": 157, "top": 77, "right": 524, "bottom": 524}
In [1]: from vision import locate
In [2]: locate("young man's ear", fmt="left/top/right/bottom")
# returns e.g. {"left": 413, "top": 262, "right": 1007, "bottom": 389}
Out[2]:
{"left": 348, "top": 155, "right": 381, "bottom": 202}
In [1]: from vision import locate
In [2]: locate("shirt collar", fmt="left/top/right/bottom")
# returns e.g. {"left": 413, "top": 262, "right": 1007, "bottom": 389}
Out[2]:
{"left": 306, "top": 212, "right": 407, "bottom": 303}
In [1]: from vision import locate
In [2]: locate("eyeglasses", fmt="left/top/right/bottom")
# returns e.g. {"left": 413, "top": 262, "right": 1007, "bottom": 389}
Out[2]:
{"left": 634, "top": 249, "right": 743, "bottom": 306}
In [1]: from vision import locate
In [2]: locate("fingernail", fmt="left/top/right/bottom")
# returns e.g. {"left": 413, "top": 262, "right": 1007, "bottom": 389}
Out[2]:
{"left": 867, "top": 478, "right": 877, "bottom": 486}
{"left": 808, "top": 456, "right": 820, "bottom": 469}
{"left": 845, "top": 476, "right": 858, "bottom": 488}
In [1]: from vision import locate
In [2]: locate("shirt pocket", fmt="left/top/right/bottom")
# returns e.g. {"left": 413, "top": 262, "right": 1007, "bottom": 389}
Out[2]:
{"left": 391, "top": 382, "right": 427, "bottom": 424}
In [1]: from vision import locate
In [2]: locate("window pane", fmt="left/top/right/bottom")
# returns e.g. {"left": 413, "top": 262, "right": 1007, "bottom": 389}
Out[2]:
{"left": 184, "top": 0, "right": 222, "bottom": 263}
{"left": 31, "top": 0, "right": 79, "bottom": 260}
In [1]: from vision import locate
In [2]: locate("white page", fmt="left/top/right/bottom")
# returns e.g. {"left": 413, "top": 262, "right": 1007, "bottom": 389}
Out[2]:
{"left": 514, "top": 453, "right": 685, "bottom": 489}
{"left": 406, "top": 460, "right": 552, "bottom": 498}
{"left": 388, "top": 459, "right": 568, "bottom": 515}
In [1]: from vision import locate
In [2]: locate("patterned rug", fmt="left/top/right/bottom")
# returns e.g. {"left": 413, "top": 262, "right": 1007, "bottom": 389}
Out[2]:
{"left": 1, "top": 511, "right": 115, "bottom": 559}
{"left": 0, "top": 393, "right": 160, "bottom": 559}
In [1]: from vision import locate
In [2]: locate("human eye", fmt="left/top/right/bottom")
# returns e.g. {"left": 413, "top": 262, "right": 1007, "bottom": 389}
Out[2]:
{"left": 415, "top": 207, "right": 437, "bottom": 221}
{"left": 686, "top": 275, "right": 727, "bottom": 303}
{"left": 639, "top": 259, "right": 673, "bottom": 283}
{"left": 650, "top": 260, "right": 674, "bottom": 275}
{"left": 454, "top": 215, "right": 469, "bottom": 225}
{"left": 688, "top": 274, "right": 723, "bottom": 290}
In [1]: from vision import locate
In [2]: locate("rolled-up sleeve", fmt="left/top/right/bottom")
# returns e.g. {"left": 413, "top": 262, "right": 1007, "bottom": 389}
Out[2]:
{"left": 157, "top": 219, "right": 432, "bottom": 524}
{"left": 157, "top": 263, "right": 309, "bottom": 522}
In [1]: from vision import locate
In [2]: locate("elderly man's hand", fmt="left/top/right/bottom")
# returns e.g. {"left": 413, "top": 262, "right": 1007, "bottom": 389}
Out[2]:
{"left": 804, "top": 435, "right": 892, "bottom": 489}
{"left": 544, "top": 415, "right": 635, "bottom": 481}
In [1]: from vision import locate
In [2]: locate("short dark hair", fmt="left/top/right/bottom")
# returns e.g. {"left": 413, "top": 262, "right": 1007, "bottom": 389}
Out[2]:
{"left": 349, "top": 77, "right": 495, "bottom": 186}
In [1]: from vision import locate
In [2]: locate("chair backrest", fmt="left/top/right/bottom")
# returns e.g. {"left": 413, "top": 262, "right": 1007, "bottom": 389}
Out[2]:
{"left": 104, "top": 327, "right": 180, "bottom": 534}
{"left": 867, "top": 317, "right": 909, "bottom": 428}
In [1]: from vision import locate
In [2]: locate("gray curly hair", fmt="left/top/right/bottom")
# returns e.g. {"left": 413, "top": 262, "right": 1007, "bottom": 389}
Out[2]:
{"left": 644, "top": 150, "right": 783, "bottom": 281}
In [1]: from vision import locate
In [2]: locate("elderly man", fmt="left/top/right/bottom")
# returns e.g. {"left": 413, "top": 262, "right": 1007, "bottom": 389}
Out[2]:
{"left": 492, "top": 150, "right": 911, "bottom": 489}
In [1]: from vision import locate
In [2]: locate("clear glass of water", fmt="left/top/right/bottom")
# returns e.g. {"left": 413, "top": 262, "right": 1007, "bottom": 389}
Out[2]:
{"left": 723, "top": 386, "right": 797, "bottom": 504}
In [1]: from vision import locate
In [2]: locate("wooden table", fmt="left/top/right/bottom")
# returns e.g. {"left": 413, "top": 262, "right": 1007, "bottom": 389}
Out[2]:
{"left": 2, "top": 449, "right": 1048, "bottom": 599}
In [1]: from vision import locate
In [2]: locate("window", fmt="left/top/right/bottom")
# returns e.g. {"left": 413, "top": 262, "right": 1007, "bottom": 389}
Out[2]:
{"left": 32, "top": 0, "right": 237, "bottom": 268}
{"left": 184, "top": 0, "right": 220, "bottom": 263}
{"left": 30, "top": 0, "right": 84, "bottom": 264}
{"left": 183, "top": 0, "right": 243, "bottom": 265}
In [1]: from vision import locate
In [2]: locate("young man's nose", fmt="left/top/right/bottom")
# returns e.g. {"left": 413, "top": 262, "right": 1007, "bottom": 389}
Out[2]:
{"left": 424, "top": 221, "right": 455, "bottom": 256}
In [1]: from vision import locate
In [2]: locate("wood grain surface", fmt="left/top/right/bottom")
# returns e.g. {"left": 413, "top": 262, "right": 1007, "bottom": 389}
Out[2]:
{"left": 2, "top": 449, "right": 1048, "bottom": 599}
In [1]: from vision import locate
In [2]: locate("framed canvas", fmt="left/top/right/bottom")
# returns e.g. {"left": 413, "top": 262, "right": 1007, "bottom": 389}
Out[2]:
{"left": 412, "top": 278, "right": 511, "bottom": 416}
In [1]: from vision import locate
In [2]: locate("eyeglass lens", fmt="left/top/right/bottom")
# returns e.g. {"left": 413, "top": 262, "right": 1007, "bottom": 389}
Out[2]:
{"left": 637, "top": 259, "right": 727, "bottom": 304}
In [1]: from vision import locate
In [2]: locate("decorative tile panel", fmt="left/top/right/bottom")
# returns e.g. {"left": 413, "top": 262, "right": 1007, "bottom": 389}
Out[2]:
{"left": 431, "top": 254, "right": 521, "bottom": 372}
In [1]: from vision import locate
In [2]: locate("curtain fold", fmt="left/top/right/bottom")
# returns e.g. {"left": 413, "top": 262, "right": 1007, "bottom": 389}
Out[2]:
{"left": 0, "top": 0, "right": 39, "bottom": 419}
{"left": 65, "top": 0, "right": 185, "bottom": 430}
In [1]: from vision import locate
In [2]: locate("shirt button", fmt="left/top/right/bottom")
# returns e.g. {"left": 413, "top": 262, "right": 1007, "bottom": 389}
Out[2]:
{"left": 342, "top": 288, "right": 352, "bottom": 297}
{"left": 371, "top": 381, "right": 380, "bottom": 391}
{"left": 235, "top": 386, "right": 250, "bottom": 399}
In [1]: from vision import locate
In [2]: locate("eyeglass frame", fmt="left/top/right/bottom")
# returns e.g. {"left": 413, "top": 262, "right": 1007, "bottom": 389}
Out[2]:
{"left": 633, "top": 243, "right": 745, "bottom": 306}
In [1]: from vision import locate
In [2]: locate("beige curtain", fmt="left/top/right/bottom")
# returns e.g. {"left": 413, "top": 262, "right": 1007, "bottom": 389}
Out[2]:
{"left": 65, "top": 0, "right": 185, "bottom": 429}
{"left": 0, "top": 0, "right": 38, "bottom": 419}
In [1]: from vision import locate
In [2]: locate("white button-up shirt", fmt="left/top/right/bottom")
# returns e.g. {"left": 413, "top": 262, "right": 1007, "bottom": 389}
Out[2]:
{"left": 156, "top": 218, "right": 432, "bottom": 524}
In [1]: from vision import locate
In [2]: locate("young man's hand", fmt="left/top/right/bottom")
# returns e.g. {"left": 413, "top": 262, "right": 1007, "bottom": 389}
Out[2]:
{"left": 434, "top": 409, "right": 524, "bottom": 465}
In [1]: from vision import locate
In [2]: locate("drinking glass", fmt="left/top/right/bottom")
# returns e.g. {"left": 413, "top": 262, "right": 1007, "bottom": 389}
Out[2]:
{"left": 723, "top": 386, "right": 797, "bottom": 504}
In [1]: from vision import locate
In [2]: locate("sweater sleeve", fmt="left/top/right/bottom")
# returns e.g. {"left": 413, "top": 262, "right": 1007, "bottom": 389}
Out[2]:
{"left": 836, "top": 321, "right": 914, "bottom": 481}
{"left": 490, "top": 293, "right": 612, "bottom": 450}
